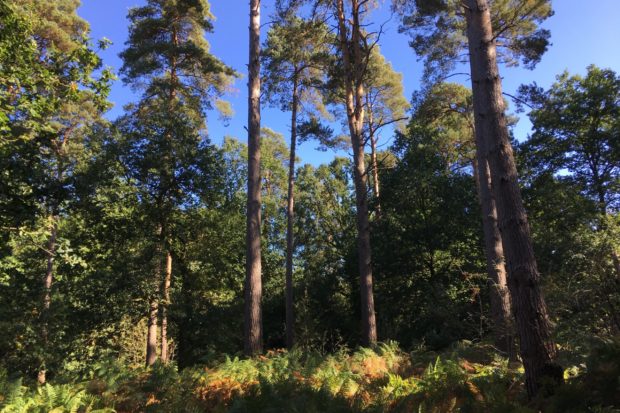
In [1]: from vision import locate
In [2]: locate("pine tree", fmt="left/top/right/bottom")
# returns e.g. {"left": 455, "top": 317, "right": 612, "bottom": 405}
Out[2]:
{"left": 263, "top": 16, "right": 331, "bottom": 349}
{"left": 245, "top": 0, "right": 263, "bottom": 356}
{"left": 333, "top": 0, "right": 378, "bottom": 347}
{"left": 413, "top": 82, "right": 515, "bottom": 356}
{"left": 362, "top": 48, "right": 409, "bottom": 218}
{"left": 398, "top": 0, "right": 561, "bottom": 397}
{"left": 119, "top": 0, "right": 235, "bottom": 366}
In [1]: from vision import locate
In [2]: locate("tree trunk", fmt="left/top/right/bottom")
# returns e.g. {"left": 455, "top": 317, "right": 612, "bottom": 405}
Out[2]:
{"left": 244, "top": 0, "right": 263, "bottom": 356}
{"left": 353, "top": 131, "right": 377, "bottom": 347}
{"left": 464, "top": 0, "right": 561, "bottom": 398}
{"left": 369, "top": 131, "right": 382, "bottom": 219}
{"left": 473, "top": 157, "right": 514, "bottom": 358}
{"left": 285, "top": 78, "right": 299, "bottom": 350}
{"left": 38, "top": 216, "right": 57, "bottom": 385}
{"left": 160, "top": 250, "right": 172, "bottom": 362}
{"left": 336, "top": 0, "right": 377, "bottom": 347}
{"left": 366, "top": 95, "right": 382, "bottom": 218}
{"left": 175, "top": 252, "right": 193, "bottom": 368}
{"left": 146, "top": 234, "right": 163, "bottom": 367}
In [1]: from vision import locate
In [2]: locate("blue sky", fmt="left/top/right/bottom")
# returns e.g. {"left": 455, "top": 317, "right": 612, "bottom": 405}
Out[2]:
{"left": 79, "top": 0, "right": 620, "bottom": 166}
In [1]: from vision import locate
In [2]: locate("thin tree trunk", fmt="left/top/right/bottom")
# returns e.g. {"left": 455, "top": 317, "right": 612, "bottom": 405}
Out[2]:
{"left": 336, "top": 0, "right": 377, "bottom": 347}
{"left": 244, "top": 0, "right": 263, "bottom": 356}
{"left": 464, "top": 0, "right": 562, "bottom": 398}
{"left": 366, "top": 95, "right": 381, "bottom": 218}
{"left": 285, "top": 78, "right": 299, "bottom": 350}
{"left": 146, "top": 232, "right": 163, "bottom": 366}
{"left": 175, "top": 252, "right": 193, "bottom": 369}
{"left": 473, "top": 157, "right": 514, "bottom": 358}
{"left": 155, "top": 24, "right": 177, "bottom": 366}
{"left": 369, "top": 131, "right": 382, "bottom": 219}
{"left": 38, "top": 216, "right": 57, "bottom": 385}
{"left": 160, "top": 250, "right": 172, "bottom": 362}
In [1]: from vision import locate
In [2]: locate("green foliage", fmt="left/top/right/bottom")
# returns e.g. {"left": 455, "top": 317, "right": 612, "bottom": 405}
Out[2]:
{"left": 516, "top": 66, "right": 620, "bottom": 351}
{"left": 397, "top": 0, "right": 553, "bottom": 82}
{"left": 120, "top": 0, "right": 236, "bottom": 119}
{"left": 373, "top": 117, "right": 486, "bottom": 348}
{"left": 518, "top": 65, "right": 620, "bottom": 212}
{"left": 7, "top": 341, "right": 617, "bottom": 412}
{"left": 0, "top": 376, "right": 113, "bottom": 413}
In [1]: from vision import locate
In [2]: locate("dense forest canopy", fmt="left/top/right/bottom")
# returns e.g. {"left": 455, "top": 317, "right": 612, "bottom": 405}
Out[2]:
{"left": 0, "top": 0, "right": 619, "bottom": 411}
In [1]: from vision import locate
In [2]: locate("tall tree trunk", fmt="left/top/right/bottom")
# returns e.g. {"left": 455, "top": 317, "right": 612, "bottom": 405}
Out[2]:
{"left": 336, "top": 0, "right": 377, "bottom": 347}
{"left": 38, "top": 216, "right": 57, "bottom": 385}
{"left": 160, "top": 250, "right": 172, "bottom": 362}
{"left": 473, "top": 157, "right": 514, "bottom": 358}
{"left": 352, "top": 129, "right": 377, "bottom": 347}
{"left": 244, "top": 0, "right": 263, "bottom": 356}
{"left": 175, "top": 252, "right": 193, "bottom": 369}
{"left": 369, "top": 131, "right": 382, "bottom": 219}
{"left": 146, "top": 232, "right": 163, "bottom": 367}
{"left": 366, "top": 95, "right": 382, "bottom": 218}
{"left": 155, "top": 25, "right": 178, "bottom": 366}
{"left": 464, "top": 0, "right": 562, "bottom": 398}
{"left": 285, "top": 78, "right": 299, "bottom": 350}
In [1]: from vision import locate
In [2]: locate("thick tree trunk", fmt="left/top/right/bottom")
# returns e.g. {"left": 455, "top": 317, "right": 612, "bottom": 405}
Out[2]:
{"left": 38, "top": 217, "right": 57, "bottom": 385}
{"left": 244, "top": 0, "right": 263, "bottom": 356}
{"left": 146, "top": 234, "right": 163, "bottom": 366}
{"left": 464, "top": 0, "right": 561, "bottom": 398}
{"left": 160, "top": 250, "right": 172, "bottom": 362}
{"left": 285, "top": 79, "right": 298, "bottom": 350}
{"left": 336, "top": 0, "right": 377, "bottom": 347}
{"left": 473, "top": 157, "right": 514, "bottom": 357}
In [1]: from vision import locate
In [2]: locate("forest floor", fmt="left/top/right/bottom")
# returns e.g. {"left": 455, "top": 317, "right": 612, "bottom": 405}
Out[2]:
{"left": 1, "top": 339, "right": 619, "bottom": 412}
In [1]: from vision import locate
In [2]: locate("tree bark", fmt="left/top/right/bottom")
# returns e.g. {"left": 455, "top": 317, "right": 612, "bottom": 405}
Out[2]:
{"left": 369, "top": 130, "right": 382, "bottom": 219}
{"left": 464, "top": 0, "right": 561, "bottom": 398}
{"left": 160, "top": 250, "right": 172, "bottom": 362}
{"left": 244, "top": 0, "right": 263, "bottom": 356}
{"left": 336, "top": 0, "right": 377, "bottom": 347}
{"left": 146, "top": 232, "right": 163, "bottom": 367}
{"left": 38, "top": 216, "right": 57, "bottom": 385}
{"left": 366, "top": 94, "right": 382, "bottom": 218}
{"left": 473, "top": 157, "right": 514, "bottom": 358}
{"left": 285, "top": 78, "right": 299, "bottom": 350}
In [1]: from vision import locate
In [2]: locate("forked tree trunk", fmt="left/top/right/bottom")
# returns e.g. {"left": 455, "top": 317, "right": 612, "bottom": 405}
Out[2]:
{"left": 160, "top": 250, "right": 172, "bottom": 362}
{"left": 244, "top": 0, "right": 263, "bottom": 356}
{"left": 464, "top": 0, "right": 562, "bottom": 398}
{"left": 473, "top": 157, "right": 514, "bottom": 358}
{"left": 38, "top": 216, "right": 57, "bottom": 385}
{"left": 336, "top": 0, "right": 377, "bottom": 347}
{"left": 285, "top": 79, "right": 299, "bottom": 350}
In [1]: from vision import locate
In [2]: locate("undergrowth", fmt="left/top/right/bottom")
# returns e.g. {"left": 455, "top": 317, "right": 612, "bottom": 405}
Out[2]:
{"left": 1, "top": 339, "right": 618, "bottom": 412}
